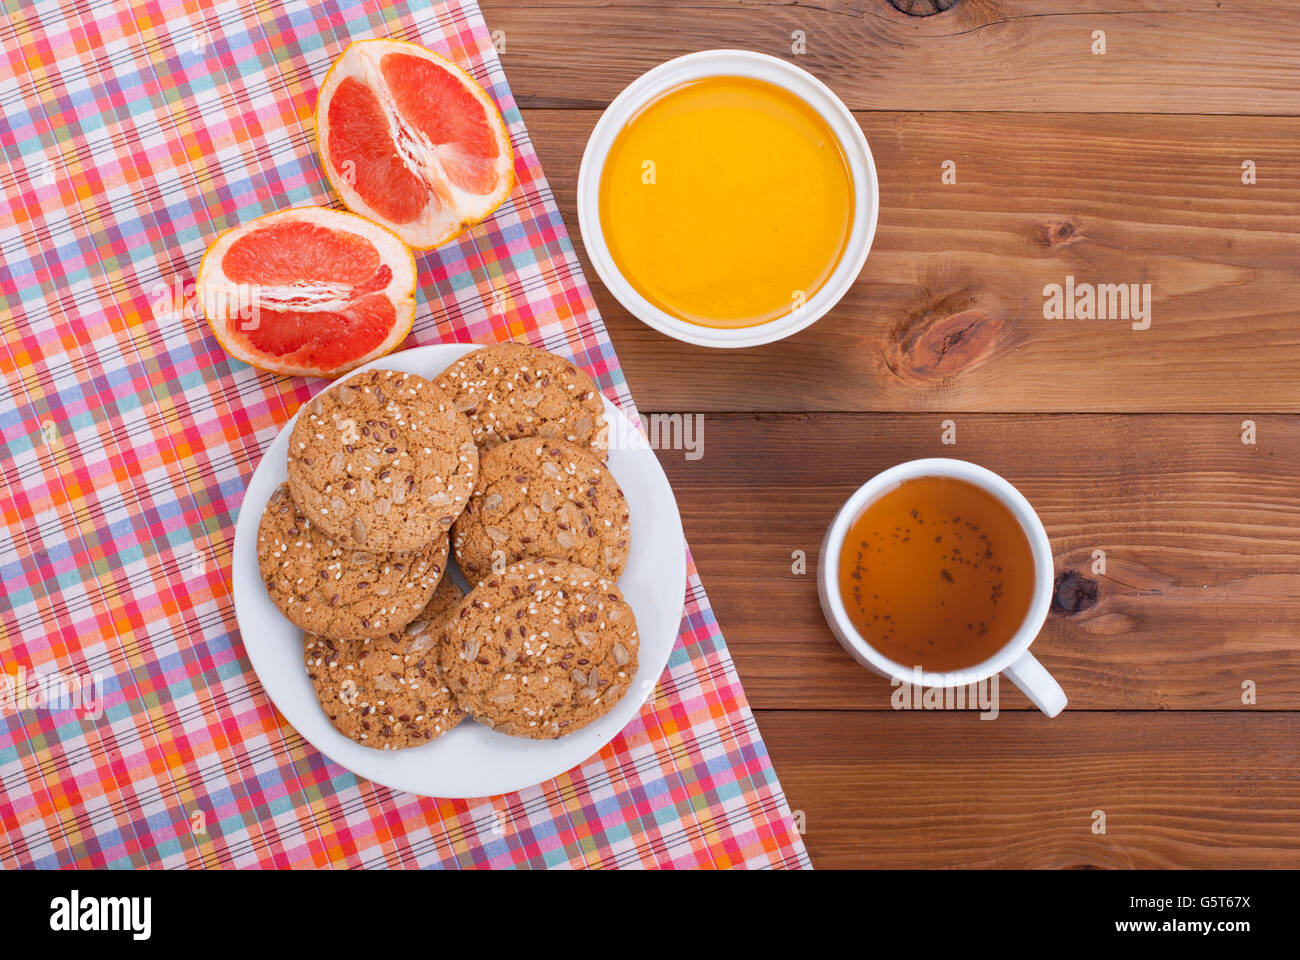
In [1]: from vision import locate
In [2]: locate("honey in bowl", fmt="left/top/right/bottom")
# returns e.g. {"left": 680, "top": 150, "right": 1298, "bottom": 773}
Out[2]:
{"left": 598, "top": 76, "right": 853, "bottom": 329}
{"left": 837, "top": 476, "right": 1036, "bottom": 672}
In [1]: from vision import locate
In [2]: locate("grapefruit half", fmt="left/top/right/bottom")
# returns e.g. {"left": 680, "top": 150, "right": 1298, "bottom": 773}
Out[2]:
{"left": 196, "top": 206, "right": 417, "bottom": 378}
{"left": 315, "top": 39, "right": 515, "bottom": 249}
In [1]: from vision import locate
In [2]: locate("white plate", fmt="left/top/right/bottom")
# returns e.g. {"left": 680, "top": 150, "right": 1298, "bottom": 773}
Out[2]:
{"left": 231, "top": 343, "right": 687, "bottom": 798}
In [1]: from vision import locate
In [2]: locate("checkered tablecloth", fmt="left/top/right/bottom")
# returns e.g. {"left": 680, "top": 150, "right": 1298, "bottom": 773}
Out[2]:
{"left": 0, "top": 0, "right": 810, "bottom": 868}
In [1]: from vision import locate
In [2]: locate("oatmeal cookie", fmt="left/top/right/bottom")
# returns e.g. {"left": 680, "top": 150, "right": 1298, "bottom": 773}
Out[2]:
{"left": 303, "top": 575, "right": 467, "bottom": 749}
{"left": 452, "top": 439, "right": 630, "bottom": 581}
{"left": 435, "top": 341, "right": 608, "bottom": 458}
{"left": 438, "top": 559, "right": 639, "bottom": 739}
{"left": 287, "top": 369, "right": 478, "bottom": 552}
{"left": 257, "top": 482, "right": 447, "bottom": 639}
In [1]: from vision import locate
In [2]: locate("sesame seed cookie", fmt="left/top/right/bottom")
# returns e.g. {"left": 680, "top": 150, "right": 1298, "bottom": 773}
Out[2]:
{"left": 452, "top": 440, "right": 630, "bottom": 582}
{"left": 435, "top": 341, "right": 608, "bottom": 459}
{"left": 303, "top": 575, "right": 468, "bottom": 750}
{"left": 257, "top": 483, "right": 448, "bottom": 640}
{"left": 409, "top": 568, "right": 466, "bottom": 631}
{"left": 287, "top": 368, "right": 478, "bottom": 553}
{"left": 438, "top": 559, "right": 639, "bottom": 739}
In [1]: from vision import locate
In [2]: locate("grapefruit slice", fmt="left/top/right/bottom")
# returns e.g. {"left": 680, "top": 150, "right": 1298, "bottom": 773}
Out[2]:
{"left": 315, "top": 40, "right": 515, "bottom": 250}
{"left": 196, "top": 206, "right": 417, "bottom": 378}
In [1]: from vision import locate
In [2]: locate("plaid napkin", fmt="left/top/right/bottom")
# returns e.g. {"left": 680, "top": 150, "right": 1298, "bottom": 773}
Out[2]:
{"left": 0, "top": 0, "right": 810, "bottom": 868}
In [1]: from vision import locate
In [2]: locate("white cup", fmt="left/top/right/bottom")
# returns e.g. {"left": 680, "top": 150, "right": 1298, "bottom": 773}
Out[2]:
{"left": 817, "top": 458, "right": 1067, "bottom": 717}
{"left": 576, "top": 49, "right": 879, "bottom": 348}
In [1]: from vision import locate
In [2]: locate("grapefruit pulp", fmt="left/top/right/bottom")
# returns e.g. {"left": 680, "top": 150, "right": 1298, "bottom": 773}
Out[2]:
{"left": 196, "top": 206, "right": 417, "bottom": 378}
{"left": 315, "top": 40, "right": 514, "bottom": 249}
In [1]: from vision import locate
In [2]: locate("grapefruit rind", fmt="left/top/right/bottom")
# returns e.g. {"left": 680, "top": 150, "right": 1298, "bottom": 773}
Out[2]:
{"left": 196, "top": 205, "right": 417, "bottom": 379}
{"left": 315, "top": 39, "right": 515, "bottom": 250}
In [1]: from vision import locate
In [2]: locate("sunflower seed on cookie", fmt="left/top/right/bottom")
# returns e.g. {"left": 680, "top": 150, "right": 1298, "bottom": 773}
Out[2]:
{"left": 287, "top": 368, "right": 478, "bottom": 552}
{"left": 435, "top": 341, "right": 608, "bottom": 459}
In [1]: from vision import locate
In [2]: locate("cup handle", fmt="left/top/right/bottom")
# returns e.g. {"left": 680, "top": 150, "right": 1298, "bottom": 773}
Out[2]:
{"left": 1003, "top": 651, "right": 1067, "bottom": 718}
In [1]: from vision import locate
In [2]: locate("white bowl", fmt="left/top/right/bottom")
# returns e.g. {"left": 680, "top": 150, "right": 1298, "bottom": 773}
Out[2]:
{"left": 577, "top": 50, "right": 879, "bottom": 348}
{"left": 817, "top": 459, "right": 1068, "bottom": 717}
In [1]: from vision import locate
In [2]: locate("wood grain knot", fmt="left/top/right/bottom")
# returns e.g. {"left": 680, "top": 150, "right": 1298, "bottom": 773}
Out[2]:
{"left": 1042, "top": 220, "right": 1080, "bottom": 247}
{"left": 1052, "top": 571, "right": 1099, "bottom": 615}
{"left": 888, "top": 0, "right": 959, "bottom": 15}
{"left": 888, "top": 294, "right": 1006, "bottom": 383}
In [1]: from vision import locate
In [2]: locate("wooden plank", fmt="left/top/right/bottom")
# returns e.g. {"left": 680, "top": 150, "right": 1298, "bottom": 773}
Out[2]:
{"left": 758, "top": 710, "right": 1300, "bottom": 868}
{"left": 652, "top": 413, "right": 1300, "bottom": 710}
{"left": 521, "top": 109, "right": 1300, "bottom": 413}
{"left": 482, "top": 0, "right": 1300, "bottom": 114}
{"left": 479, "top": 0, "right": 1300, "bottom": 873}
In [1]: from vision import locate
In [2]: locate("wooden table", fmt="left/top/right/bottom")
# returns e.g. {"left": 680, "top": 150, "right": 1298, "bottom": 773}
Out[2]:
{"left": 479, "top": 0, "right": 1300, "bottom": 868}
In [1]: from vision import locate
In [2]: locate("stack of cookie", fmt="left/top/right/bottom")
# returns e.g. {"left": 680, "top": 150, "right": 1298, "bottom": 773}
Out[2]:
{"left": 256, "top": 343, "right": 640, "bottom": 749}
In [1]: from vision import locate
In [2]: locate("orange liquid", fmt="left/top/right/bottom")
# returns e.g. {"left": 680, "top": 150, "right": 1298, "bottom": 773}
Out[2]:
{"left": 597, "top": 76, "right": 853, "bottom": 328}
{"left": 837, "top": 476, "right": 1036, "bottom": 671}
